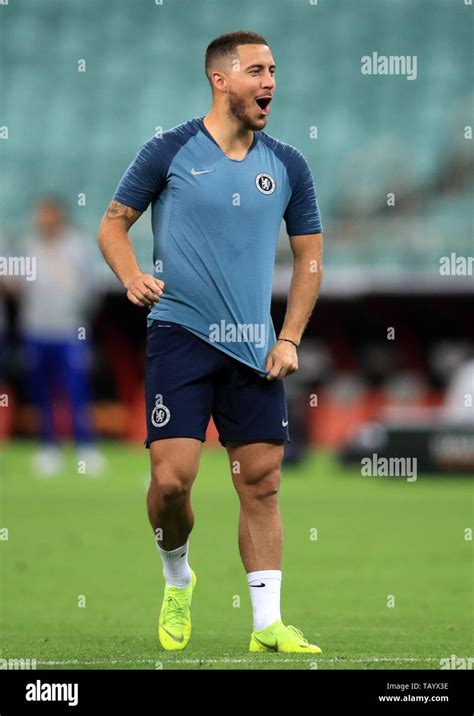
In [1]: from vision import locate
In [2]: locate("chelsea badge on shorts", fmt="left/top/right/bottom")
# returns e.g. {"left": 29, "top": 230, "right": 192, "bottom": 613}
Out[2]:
{"left": 151, "top": 394, "right": 171, "bottom": 428}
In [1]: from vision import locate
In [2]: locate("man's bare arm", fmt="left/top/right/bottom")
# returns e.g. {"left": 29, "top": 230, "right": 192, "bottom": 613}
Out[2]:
{"left": 279, "top": 232, "right": 323, "bottom": 345}
{"left": 97, "top": 200, "right": 164, "bottom": 307}
{"left": 265, "top": 232, "right": 323, "bottom": 380}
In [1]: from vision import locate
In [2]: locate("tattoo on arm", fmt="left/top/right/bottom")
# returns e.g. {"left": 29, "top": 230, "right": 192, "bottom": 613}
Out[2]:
{"left": 105, "top": 200, "right": 142, "bottom": 228}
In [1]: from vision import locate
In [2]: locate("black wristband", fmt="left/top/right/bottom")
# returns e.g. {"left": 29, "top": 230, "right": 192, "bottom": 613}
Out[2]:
{"left": 277, "top": 337, "right": 299, "bottom": 349}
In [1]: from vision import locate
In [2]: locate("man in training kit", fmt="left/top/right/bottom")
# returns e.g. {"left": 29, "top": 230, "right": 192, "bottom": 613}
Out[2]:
{"left": 98, "top": 30, "right": 324, "bottom": 654}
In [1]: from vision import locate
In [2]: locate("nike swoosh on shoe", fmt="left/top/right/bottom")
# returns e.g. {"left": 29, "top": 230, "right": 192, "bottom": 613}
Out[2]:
{"left": 254, "top": 635, "right": 279, "bottom": 651}
{"left": 160, "top": 625, "right": 185, "bottom": 643}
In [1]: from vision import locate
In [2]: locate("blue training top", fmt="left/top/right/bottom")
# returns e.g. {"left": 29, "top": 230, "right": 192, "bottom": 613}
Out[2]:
{"left": 113, "top": 116, "right": 323, "bottom": 376}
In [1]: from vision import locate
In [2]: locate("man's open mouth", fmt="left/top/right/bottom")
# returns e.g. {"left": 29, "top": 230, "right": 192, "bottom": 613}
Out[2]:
{"left": 255, "top": 96, "right": 272, "bottom": 115}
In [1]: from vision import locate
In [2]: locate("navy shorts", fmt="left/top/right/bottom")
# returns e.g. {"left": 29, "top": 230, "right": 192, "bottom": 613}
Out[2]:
{"left": 144, "top": 320, "right": 290, "bottom": 448}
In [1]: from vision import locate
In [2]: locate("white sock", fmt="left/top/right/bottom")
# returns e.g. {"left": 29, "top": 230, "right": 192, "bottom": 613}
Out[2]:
{"left": 247, "top": 570, "right": 282, "bottom": 631}
{"left": 156, "top": 537, "right": 192, "bottom": 588}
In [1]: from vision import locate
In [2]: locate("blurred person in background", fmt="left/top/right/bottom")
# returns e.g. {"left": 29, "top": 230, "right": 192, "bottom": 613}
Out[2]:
{"left": 0, "top": 289, "right": 8, "bottom": 445}
{"left": 0, "top": 290, "right": 6, "bottom": 383}
{"left": 16, "top": 196, "right": 104, "bottom": 476}
{"left": 442, "top": 356, "right": 474, "bottom": 425}
{"left": 0, "top": 243, "right": 14, "bottom": 443}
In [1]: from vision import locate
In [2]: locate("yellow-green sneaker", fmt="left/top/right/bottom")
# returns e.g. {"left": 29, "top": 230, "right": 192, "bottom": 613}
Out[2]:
{"left": 158, "top": 569, "right": 197, "bottom": 651}
{"left": 249, "top": 619, "right": 322, "bottom": 653}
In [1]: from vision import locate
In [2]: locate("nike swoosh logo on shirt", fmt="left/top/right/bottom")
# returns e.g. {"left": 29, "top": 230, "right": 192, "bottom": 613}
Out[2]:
{"left": 282, "top": 420, "right": 289, "bottom": 427}
{"left": 191, "top": 168, "right": 215, "bottom": 175}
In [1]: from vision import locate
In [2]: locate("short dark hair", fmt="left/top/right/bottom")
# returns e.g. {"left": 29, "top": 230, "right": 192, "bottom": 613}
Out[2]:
{"left": 205, "top": 30, "right": 269, "bottom": 84}
{"left": 35, "top": 194, "right": 70, "bottom": 216}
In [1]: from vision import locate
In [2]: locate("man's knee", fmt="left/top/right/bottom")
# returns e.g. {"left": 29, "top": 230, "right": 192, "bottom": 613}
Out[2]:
{"left": 236, "top": 464, "right": 282, "bottom": 501}
{"left": 150, "top": 460, "right": 195, "bottom": 503}
{"left": 149, "top": 439, "right": 199, "bottom": 502}
{"left": 152, "top": 476, "right": 190, "bottom": 503}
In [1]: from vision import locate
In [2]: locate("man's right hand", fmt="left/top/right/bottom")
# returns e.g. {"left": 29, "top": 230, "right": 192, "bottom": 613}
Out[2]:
{"left": 125, "top": 273, "right": 165, "bottom": 307}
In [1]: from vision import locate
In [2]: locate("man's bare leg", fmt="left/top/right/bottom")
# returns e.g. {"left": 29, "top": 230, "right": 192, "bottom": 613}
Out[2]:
{"left": 147, "top": 437, "right": 201, "bottom": 586}
{"left": 226, "top": 440, "right": 284, "bottom": 571}
{"left": 226, "top": 440, "right": 284, "bottom": 630}
{"left": 148, "top": 437, "right": 201, "bottom": 649}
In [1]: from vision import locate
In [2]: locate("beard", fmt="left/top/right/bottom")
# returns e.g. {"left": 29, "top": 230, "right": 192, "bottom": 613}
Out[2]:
{"left": 227, "top": 88, "right": 263, "bottom": 130}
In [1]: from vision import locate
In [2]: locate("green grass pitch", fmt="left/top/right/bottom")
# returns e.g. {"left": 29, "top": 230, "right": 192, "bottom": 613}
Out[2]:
{"left": 0, "top": 441, "right": 472, "bottom": 670}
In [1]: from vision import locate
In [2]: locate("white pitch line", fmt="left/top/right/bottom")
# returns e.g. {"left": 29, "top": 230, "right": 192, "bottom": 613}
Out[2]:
{"left": 36, "top": 656, "right": 443, "bottom": 666}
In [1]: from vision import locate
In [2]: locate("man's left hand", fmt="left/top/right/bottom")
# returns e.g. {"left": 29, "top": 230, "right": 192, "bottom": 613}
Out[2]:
{"left": 264, "top": 340, "right": 298, "bottom": 381}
